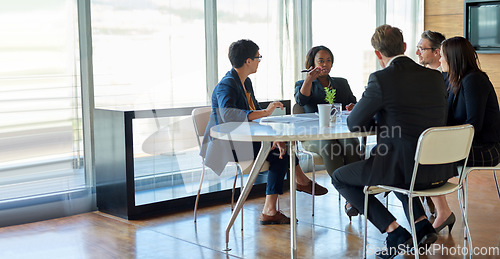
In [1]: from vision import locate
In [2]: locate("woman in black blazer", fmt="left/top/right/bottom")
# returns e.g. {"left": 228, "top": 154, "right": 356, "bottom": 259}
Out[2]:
{"left": 432, "top": 36, "right": 500, "bottom": 234}
{"left": 294, "top": 45, "right": 361, "bottom": 219}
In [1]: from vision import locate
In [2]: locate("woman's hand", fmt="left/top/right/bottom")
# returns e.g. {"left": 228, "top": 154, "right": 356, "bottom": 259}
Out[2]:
{"left": 305, "top": 66, "right": 323, "bottom": 82}
{"left": 345, "top": 103, "right": 355, "bottom": 111}
{"left": 265, "top": 101, "right": 284, "bottom": 116}
{"left": 271, "top": 141, "right": 287, "bottom": 159}
{"left": 248, "top": 101, "right": 283, "bottom": 121}
{"left": 300, "top": 66, "right": 324, "bottom": 97}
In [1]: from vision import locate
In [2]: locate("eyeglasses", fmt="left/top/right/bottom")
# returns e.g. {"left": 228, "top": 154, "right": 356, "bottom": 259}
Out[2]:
{"left": 250, "top": 55, "right": 262, "bottom": 61}
{"left": 416, "top": 46, "right": 435, "bottom": 52}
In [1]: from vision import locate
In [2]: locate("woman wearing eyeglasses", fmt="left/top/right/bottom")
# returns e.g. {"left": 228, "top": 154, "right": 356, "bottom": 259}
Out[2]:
{"left": 294, "top": 45, "right": 361, "bottom": 220}
{"left": 201, "top": 39, "right": 328, "bottom": 225}
{"left": 430, "top": 36, "right": 500, "bottom": 234}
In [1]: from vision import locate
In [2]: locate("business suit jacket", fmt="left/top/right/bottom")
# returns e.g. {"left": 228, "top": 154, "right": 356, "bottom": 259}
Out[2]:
{"left": 200, "top": 69, "right": 260, "bottom": 175}
{"left": 447, "top": 71, "right": 500, "bottom": 146}
{"left": 294, "top": 77, "right": 357, "bottom": 113}
{"left": 347, "top": 56, "right": 455, "bottom": 187}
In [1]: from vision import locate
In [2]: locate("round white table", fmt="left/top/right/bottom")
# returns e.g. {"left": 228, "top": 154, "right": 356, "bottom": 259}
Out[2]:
{"left": 210, "top": 115, "right": 375, "bottom": 258}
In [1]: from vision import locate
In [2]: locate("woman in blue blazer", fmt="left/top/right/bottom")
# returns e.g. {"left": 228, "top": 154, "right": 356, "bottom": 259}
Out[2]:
{"left": 201, "top": 39, "right": 327, "bottom": 225}
{"left": 432, "top": 36, "right": 500, "bottom": 234}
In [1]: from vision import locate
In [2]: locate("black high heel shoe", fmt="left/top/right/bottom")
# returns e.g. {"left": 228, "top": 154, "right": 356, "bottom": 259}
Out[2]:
{"left": 434, "top": 212, "right": 456, "bottom": 233}
{"left": 344, "top": 202, "right": 359, "bottom": 221}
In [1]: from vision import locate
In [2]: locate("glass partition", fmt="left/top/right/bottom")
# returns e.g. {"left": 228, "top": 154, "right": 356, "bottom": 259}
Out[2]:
{"left": 132, "top": 115, "right": 200, "bottom": 205}
{"left": 131, "top": 111, "right": 246, "bottom": 206}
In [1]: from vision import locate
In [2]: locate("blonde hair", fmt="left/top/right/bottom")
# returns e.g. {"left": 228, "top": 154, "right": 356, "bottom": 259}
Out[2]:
{"left": 371, "top": 24, "right": 405, "bottom": 57}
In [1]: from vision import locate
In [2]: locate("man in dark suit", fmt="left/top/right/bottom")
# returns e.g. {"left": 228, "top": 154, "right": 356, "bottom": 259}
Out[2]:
{"left": 331, "top": 25, "right": 454, "bottom": 258}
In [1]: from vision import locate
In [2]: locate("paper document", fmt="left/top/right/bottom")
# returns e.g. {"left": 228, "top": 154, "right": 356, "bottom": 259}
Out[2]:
{"left": 260, "top": 114, "right": 318, "bottom": 124}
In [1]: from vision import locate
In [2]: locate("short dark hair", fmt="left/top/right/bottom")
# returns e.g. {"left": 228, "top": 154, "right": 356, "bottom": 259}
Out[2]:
{"left": 304, "top": 45, "right": 334, "bottom": 69}
{"left": 228, "top": 39, "right": 259, "bottom": 68}
{"left": 371, "top": 24, "right": 405, "bottom": 57}
{"left": 421, "top": 30, "right": 446, "bottom": 49}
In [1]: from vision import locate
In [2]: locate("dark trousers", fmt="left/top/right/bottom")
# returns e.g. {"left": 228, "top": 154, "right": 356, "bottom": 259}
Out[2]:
{"left": 302, "top": 138, "right": 361, "bottom": 177}
{"left": 250, "top": 142, "right": 298, "bottom": 196}
{"left": 331, "top": 160, "right": 429, "bottom": 233}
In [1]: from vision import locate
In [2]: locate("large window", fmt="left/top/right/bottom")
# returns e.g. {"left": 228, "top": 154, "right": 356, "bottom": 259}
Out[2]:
{"left": 0, "top": 0, "right": 423, "bottom": 226}
{"left": 311, "top": 0, "right": 377, "bottom": 99}
{"left": 91, "top": 0, "right": 207, "bottom": 109}
{"left": 386, "top": 0, "right": 423, "bottom": 62}
{"left": 0, "top": 1, "right": 85, "bottom": 205}
{"left": 217, "top": 0, "right": 294, "bottom": 102}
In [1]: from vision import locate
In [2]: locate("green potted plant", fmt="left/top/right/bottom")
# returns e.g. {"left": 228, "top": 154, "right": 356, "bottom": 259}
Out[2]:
{"left": 324, "top": 87, "right": 336, "bottom": 104}
{"left": 324, "top": 87, "right": 339, "bottom": 123}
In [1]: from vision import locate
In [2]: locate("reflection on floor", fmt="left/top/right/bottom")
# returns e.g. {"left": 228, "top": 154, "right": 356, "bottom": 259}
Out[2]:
{"left": 0, "top": 170, "right": 499, "bottom": 258}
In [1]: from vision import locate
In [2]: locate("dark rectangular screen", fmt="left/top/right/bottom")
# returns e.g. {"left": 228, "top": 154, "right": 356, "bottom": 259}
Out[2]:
{"left": 467, "top": 2, "right": 500, "bottom": 51}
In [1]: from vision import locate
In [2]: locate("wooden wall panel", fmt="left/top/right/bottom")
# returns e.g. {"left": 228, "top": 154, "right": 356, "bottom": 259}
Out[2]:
{"left": 425, "top": 14, "right": 463, "bottom": 38}
{"left": 479, "top": 54, "right": 500, "bottom": 91}
{"left": 479, "top": 54, "right": 500, "bottom": 81}
{"left": 425, "top": 0, "right": 463, "bottom": 16}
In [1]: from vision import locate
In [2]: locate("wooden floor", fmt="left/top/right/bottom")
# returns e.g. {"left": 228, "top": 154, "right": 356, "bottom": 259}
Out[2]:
{"left": 1, "top": 171, "right": 499, "bottom": 259}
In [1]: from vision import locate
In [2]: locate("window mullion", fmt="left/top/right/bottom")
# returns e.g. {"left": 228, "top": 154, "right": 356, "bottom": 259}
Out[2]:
{"left": 77, "top": 0, "right": 96, "bottom": 198}
{"left": 205, "top": 0, "right": 218, "bottom": 104}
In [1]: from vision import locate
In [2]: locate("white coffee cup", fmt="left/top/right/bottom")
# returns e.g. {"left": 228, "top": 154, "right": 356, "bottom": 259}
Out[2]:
{"left": 317, "top": 104, "right": 332, "bottom": 127}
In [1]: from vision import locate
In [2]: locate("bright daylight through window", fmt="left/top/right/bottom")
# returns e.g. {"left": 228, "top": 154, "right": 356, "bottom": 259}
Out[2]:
{"left": 0, "top": 0, "right": 418, "bottom": 225}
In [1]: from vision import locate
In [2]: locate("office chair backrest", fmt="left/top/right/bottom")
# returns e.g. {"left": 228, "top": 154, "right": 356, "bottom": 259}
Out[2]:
{"left": 416, "top": 124, "right": 474, "bottom": 165}
{"left": 411, "top": 124, "right": 474, "bottom": 189}
{"left": 292, "top": 103, "right": 305, "bottom": 115}
{"left": 191, "top": 106, "right": 212, "bottom": 149}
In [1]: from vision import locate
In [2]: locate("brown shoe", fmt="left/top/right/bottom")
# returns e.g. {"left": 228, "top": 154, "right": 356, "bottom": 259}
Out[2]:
{"left": 260, "top": 211, "right": 292, "bottom": 225}
{"left": 296, "top": 181, "right": 328, "bottom": 196}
